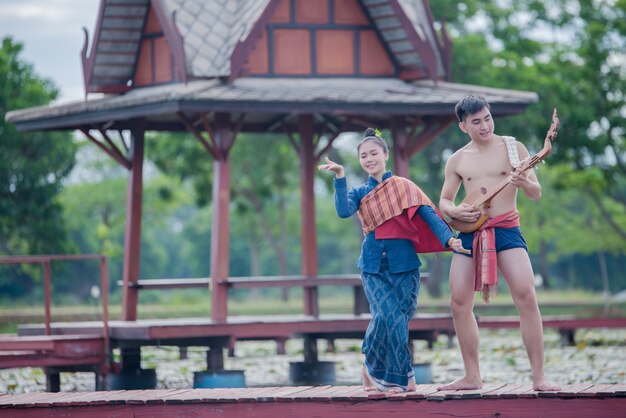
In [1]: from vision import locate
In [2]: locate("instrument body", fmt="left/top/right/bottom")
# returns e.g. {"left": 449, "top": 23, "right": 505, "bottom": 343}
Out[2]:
{"left": 449, "top": 109, "right": 559, "bottom": 233}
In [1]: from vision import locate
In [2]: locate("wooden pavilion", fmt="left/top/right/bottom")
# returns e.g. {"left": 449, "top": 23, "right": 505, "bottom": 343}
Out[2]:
{"left": 5, "top": 0, "right": 537, "bottom": 389}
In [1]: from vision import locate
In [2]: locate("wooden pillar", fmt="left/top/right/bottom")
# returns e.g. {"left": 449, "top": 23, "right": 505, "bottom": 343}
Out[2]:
{"left": 391, "top": 116, "right": 410, "bottom": 179}
{"left": 121, "top": 120, "right": 145, "bottom": 321}
{"left": 210, "top": 113, "right": 233, "bottom": 322}
{"left": 298, "top": 115, "right": 319, "bottom": 317}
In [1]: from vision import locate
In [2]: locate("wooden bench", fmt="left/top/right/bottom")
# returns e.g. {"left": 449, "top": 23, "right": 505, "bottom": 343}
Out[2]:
{"left": 477, "top": 315, "right": 626, "bottom": 345}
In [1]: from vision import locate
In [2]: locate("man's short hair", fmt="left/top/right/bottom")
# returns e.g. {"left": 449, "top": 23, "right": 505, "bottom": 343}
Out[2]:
{"left": 455, "top": 95, "right": 491, "bottom": 122}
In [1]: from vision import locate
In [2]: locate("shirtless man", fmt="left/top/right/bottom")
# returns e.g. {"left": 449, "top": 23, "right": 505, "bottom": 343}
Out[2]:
{"left": 438, "top": 95, "right": 559, "bottom": 392}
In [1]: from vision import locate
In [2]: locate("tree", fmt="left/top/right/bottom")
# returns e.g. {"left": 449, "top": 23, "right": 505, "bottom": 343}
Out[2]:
{"left": 428, "top": 0, "right": 626, "bottom": 292}
{"left": 0, "top": 37, "right": 76, "bottom": 299}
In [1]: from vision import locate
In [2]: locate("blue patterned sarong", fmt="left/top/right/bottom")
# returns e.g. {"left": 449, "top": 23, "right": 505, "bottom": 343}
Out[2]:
{"left": 361, "top": 257, "right": 420, "bottom": 391}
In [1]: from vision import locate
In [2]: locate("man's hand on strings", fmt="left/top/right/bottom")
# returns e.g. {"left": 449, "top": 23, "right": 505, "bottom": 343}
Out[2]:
{"left": 510, "top": 166, "right": 531, "bottom": 188}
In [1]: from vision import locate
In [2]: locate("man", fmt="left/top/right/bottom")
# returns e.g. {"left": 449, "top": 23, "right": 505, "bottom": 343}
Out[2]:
{"left": 438, "top": 95, "right": 559, "bottom": 391}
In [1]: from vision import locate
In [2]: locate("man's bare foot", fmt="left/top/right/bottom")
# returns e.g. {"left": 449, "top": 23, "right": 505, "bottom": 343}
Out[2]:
{"left": 533, "top": 378, "right": 560, "bottom": 391}
{"left": 437, "top": 376, "right": 482, "bottom": 391}
{"left": 361, "top": 366, "right": 377, "bottom": 391}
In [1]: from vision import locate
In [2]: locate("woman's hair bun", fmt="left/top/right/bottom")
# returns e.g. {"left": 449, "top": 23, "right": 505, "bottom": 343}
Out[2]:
{"left": 364, "top": 127, "right": 377, "bottom": 137}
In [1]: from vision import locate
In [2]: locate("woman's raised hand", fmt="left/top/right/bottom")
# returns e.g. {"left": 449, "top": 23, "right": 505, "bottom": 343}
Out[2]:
{"left": 318, "top": 157, "right": 345, "bottom": 178}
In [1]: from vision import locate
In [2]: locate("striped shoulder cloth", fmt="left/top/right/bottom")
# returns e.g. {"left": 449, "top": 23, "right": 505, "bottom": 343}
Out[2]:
{"left": 357, "top": 176, "right": 435, "bottom": 235}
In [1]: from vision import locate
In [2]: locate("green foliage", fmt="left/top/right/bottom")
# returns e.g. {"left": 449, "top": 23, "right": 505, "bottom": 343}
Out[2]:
{"left": 0, "top": 37, "right": 76, "bottom": 297}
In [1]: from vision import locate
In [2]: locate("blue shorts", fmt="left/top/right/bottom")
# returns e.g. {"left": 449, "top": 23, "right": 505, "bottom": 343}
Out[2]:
{"left": 455, "top": 226, "right": 528, "bottom": 258}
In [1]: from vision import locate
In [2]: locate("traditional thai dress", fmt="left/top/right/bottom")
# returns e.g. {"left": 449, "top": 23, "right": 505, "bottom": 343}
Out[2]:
{"left": 334, "top": 171, "right": 454, "bottom": 391}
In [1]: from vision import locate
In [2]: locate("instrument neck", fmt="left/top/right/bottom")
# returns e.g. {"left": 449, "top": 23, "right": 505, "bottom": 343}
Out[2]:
{"left": 475, "top": 176, "right": 512, "bottom": 208}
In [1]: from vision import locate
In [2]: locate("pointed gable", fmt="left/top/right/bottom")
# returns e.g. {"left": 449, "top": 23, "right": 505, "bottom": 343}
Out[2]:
{"left": 232, "top": 0, "right": 396, "bottom": 78}
{"left": 133, "top": 6, "right": 180, "bottom": 87}
{"left": 81, "top": 0, "right": 450, "bottom": 95}
{"left": 232, "top": 0, "right": 449, "bottom": 80}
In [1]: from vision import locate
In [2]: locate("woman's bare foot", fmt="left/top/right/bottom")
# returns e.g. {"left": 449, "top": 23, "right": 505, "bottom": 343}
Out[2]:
{"left": 437, "top": 376, "right": 482, "bottom": 391}
{"left": 407, "top": 380, "right": 417, "bottom": 392}
{"left": 533, "top": 378, "right": 560, "bottom": 391}
{"left": 361, "top": 366, "right": 377, "bottom": 391}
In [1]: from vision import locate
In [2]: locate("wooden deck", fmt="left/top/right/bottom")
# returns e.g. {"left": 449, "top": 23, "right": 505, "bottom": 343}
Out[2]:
{"left": 0, "top": 384, "right": 624, "bottom": 417}
{"left": 15, "top": 313, "right": 455, "bottom": 345}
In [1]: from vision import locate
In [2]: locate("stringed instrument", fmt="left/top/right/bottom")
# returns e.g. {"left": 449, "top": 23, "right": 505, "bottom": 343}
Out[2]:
{"left": 449, "top": 108, "right": 559, "bottom": 233}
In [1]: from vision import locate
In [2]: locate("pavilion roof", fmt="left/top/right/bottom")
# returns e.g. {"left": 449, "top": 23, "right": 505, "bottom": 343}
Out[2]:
{"left": 6, "top": 78, "right": 537, "bottom": 132}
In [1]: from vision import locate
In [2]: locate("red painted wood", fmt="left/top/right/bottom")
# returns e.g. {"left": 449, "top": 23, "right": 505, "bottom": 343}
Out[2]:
{"left": 298, "top": 115, "right": 319, "bottom": 318}
{"left": 144, "top": 6, "right": 161, "bottom": 33}
{"left": 390, "top": 116, "right": 409, "bottom": 179}
{"left": 127, "top": 273, "right": 428, "bottom": 289}
{"left": 134, "top": 39, "right": 153, "bottom": 86}
{"left": 296, "top": 0, "right": 328, "bottom": 24}
{"left": 269, "top": 0, "right": 290, "bottom": 23}
{"left": 0, "top": 335, "right": 105, "bottom": 369}
{"left": 243, "top": 28, "right": 269, "bottom": 74}
{"left": 274, "top": 29, "right": 311, "bottom": 74}
{"left": 359, "top": 31, "right": 395, "bottom": 76}
{"left": 334, "top": 0, "right": 368, "bottom": 25}
{"left": 121, "top": 122, "right": 145, "bottom": 321}
{"left": 154, "top": 37, "right": 172, "bottom": 83}
{"left": 316, "top": 30, "right": 354, "bottom": 74}
{"left": 134, "top": 6, "right": 174, "bottom": 87}
{"left": 209, "top": 114, "right": 235, "bottom": 322}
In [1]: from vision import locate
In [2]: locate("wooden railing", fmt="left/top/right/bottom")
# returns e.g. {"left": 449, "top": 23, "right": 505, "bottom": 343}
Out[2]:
{"left": 0, "top": 254, "right": 110, "bottom": 355}
{"left": 119, "top": 273, "right": 430, "bottom": 317}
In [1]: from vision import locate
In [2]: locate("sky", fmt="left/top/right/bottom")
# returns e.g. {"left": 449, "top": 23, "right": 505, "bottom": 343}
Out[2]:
{"left": 0, "top": 0, "right": 100, "bottom": 103}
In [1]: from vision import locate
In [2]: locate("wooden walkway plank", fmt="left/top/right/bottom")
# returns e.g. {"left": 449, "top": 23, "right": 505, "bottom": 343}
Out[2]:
{"left": 312, "top": 385, "right": 359, "bottom": 401}
{"left": 285, "top": 385, "right": 334, "bottom": 401}
{"left": 578, "top": 384, "right": 616, "bottom": 397}
{"left": 483, "top": 383, "right": 523, "bottom": 399}
{"left": 259, "top": 385, "right": 314, "bottom": 402}
{"left": 344, "top": 387, "right": 372, "bottom": 401}
{"left": 72, "top": 390, "right": 128, "bottom": 406}
{"left": 232, "top": 386, "right": 283, "bottom": 402}
{"left": 48, "top": 391, "right": 101, "bottom": 407}
{"left": 5, "top": 391, "right": 67, "bottom": 408}
{"left": 196, "top": 387, "right": 244, "bottom": 403}
{"left": 408, "top": 383, "right": 440, "bottom": 397}
{"left": 157, "top": 388, "right": 222, "bottom": 404}
{"left": 442, "top": 382, "right": 508, "bottom": 400}
{"left": 554, "top": 383, "right": 595, "bottom": 398}
{"left": 158, "top": 389, "right": 197, "bottom": 404}
{"left": 612, "top": 384, "right": 626, "bottom": 396}
{"left": 327, "top": 386, "right": 366, "bottom": 401}
{"left": 93, "top": 389, "right": 151, "bottom": 405}
{"left": 515, "top": 384, "right": 542, "bottom": 399}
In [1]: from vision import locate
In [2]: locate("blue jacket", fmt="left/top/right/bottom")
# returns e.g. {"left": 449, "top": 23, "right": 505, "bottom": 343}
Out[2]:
{"left": 334, "top": 171, "right": 453, "bottom": 274}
